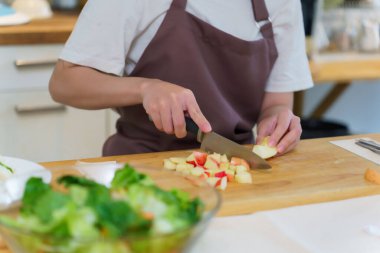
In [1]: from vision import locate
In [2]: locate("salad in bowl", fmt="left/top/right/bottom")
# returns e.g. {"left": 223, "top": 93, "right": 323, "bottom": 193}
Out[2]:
{"left": 0, "top": 164, "right": 221, "bottom": 253}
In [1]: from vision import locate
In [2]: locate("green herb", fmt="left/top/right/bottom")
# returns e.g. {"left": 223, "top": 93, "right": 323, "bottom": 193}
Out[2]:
{"left": 0, "top": 161, "right": 14, "bottom": 173}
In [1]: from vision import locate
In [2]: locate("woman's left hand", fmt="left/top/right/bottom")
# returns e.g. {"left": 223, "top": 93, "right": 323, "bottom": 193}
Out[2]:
{"left": 256, "top": 105, "right": 302, "bottom": 156}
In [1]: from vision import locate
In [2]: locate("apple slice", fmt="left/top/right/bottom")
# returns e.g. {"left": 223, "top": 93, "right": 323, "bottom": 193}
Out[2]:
{"left": 206, "top": 177, "right": 220, "bottom": 187}
{"left": 252, "top": 136, "right": 277, "bottom": 159}
{"left": 231, "top": 157, "right": 250, "bottom": 170}
{"left": 163, "top": 159, "right": 176, "bottom": 170}
{"left": 170, "top": 157, "right": 187, "bottom": 164}
{"left": 176, "top": 163, "right": 194, "bottom": 172}
{"left": 235, "top": 172, "right": 252, "bottom": 184}
{"left": 204, "top": 156, "right": 219, "bottom": 171}
{"left": 236, "top": 165, "right": 248, "bottom": 174}
{"left": 194, "top": 151, "right": 208, "bottom": 166}
{"left": 215, "top": 176, "right": 227, "bottom": 191}
{"left": 190, "top": 166, "right": 205, "bottom": 177}
{"left": 225, "top": 169, "right": 235, "bottom": 182}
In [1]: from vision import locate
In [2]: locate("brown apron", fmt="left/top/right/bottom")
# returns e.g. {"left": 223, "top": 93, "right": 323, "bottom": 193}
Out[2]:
{"left": 103, "top": 0, "right": 278, "bottom": 156}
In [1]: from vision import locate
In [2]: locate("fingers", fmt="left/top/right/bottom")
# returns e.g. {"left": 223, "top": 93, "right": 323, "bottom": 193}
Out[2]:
{"left": 185, "top": 91, "right": 212, "bottom": 133}
{"left": 276, "top": 116, "right": 302, "bottom": 154}
{"left": 268, "top": 111, "right": 292, "bottom": 147}
{"left": 171, "top": 98, "right": 187, "bottom": 138}
{"left": 143, "top": 83, "right": 210, "bottom": 138}
{"left": 256, "top": 116, "right": 276, "bottom": 144}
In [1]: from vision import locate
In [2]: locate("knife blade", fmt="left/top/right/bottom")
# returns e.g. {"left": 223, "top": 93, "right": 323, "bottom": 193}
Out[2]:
{"left": 185, "top": 118, "right": 271, "bottom": 170}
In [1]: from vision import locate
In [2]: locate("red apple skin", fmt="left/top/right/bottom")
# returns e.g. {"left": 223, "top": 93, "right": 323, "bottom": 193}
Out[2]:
{"left": 214, "top": 171, "right": 227, "bottom": 178}
{"left": 186, "top": 161, "right": 196, "bottom": 166}
{"left": 194, "top": 151, "right": 207, "bottom": 166}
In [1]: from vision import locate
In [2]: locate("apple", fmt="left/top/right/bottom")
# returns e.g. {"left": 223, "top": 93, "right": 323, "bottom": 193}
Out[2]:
{"left": 231, "top": 157, "right": 250, "bottom": 170}
{"left": 163, "top": 151, "right": 253, "bottom": 190}
{"left": 163, "top": 159, "right": 176, "bottom": 170}
{"left": 225, "top": 169, "right": 235, "bottom": 182}
{"left": 176, "top": 163, "right": 194, "bottom": 172}
{"left": 214, "top": 171, "right": 227, "bottom": 178}
{"left": 190, "top": 166, "right": 205, "bottom": 177}
{"left": 235, "top": 171, "right": 253, "bottom": 184}
{"left": 170, "top": 157, "right": 187, "bottom": 164}
{"left": 215, "top": 176, "right": 227, "bottom": 191}
{"left": 236, "top": 165, "right": 248, "bottom": 174}
{"left": 194, "top": 151, "right": 207, "bottom": 166}
{"left": 204, "top": 156, "right": 219, "bottom": 171}
{"left": 252, "top": 136, "right": 277, "bottom": 159}
{"left": 206, "top": 177, "right": 219, "bottom": 187}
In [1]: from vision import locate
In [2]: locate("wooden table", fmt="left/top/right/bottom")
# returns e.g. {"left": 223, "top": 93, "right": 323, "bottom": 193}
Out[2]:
{"left": 295, "top": 59, "right": 380, "bottom": 118}
{"left": 1, "top": 133, "right": 380, "bottom": 252}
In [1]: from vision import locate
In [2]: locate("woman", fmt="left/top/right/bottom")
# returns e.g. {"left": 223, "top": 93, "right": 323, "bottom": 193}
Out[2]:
{"left": 49, "top": 0, "right": 313, "bottom": 156}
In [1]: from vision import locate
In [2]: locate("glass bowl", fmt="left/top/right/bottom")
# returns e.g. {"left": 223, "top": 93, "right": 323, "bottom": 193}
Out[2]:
{"left": 0, "top": 164, "right": 221, "bottom": 253}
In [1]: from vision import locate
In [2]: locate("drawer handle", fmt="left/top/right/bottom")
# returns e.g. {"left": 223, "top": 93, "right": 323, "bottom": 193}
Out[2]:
{"left": 14, "top": 58, "right": 57, "bottom": 68}
{"left": 14, "top": 103, "right": 66, "bottom": 114}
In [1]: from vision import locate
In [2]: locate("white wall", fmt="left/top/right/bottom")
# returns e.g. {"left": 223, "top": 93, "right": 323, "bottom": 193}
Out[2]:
{"left": 302, "top": 80, "right": 380, "bottom": 134}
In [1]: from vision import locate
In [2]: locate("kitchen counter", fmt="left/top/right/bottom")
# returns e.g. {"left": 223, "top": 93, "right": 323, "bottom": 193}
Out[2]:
{"left": 0, "top": 11, "right": 77, "bottom": 45}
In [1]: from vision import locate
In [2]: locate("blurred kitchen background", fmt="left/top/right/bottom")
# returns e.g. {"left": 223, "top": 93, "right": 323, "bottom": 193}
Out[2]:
{"left": 0, "top": 0, "right": 379, "bottom": 162}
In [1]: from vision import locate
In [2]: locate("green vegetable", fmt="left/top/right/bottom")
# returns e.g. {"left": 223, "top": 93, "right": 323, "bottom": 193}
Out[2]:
{"left": 0, "top": 164, "right": 204, "bottom": 253}
{"left": 0, "top": 161, "right": 14, "bottom": 173}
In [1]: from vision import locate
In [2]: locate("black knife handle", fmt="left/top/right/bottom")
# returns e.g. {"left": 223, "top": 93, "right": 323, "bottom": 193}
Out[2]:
{"left": 185, "top": 117, "right": 199, "bottom": 135}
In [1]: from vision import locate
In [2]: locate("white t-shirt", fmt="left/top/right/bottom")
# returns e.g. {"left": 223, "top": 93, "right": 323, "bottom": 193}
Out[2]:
{"left": 60, "top": 0, "right": 314, "bottom": 92}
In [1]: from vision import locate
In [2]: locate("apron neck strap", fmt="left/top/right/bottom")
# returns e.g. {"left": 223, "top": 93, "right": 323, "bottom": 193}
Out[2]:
{"left": 251, "top": 0, "right": 270, "bottom": 22}
{"left": 251, "top": 0, "right": 274, "bottom": 39}
{"left": 171, "top": 0, "right": 187, "bottom": 9}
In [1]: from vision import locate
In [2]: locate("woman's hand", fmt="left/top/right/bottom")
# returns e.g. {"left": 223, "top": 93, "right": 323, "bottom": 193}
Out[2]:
{"left": 141, "top": 79, "right": 212, "bottom": 138}
{"left": 256, "top": 92, "right": 301, "bottom": 155}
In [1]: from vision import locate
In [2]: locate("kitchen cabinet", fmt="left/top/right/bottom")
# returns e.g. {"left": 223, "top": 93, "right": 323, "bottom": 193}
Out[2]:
{"left": 0, "top": 44, "right": 116, "bottom": 162}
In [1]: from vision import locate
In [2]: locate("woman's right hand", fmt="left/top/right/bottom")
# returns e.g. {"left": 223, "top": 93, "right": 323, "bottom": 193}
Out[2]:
{"left": 140, "top": 79, "right": 212, "bottom": 138}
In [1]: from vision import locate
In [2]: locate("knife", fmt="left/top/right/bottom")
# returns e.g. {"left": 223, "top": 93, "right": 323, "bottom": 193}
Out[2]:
{"left": 185, "top": 118, "right": 271, "bottom": 170}
{"left": 355, "top": 139, "right": 380, "bottom": 155}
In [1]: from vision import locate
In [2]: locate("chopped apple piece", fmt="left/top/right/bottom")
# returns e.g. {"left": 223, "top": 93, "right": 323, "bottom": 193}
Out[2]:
{"left": 220, "top": 154, "right": 229, "bottom": 163}
{"left": 216, "top": 176, "right": 227, "bottom": 191}
{"left": 194, "top": 151, "right": 207, "bottom": 166}
{"left": 206, "top": 177, "right": 219, "bottom": 187}
{"left": 252, "top": 136, "right": 277, "bottom": 159}
{"left": 204, "top": 156, "right": 219, "bottom": 170}
{"left": 214, "top": 170, "right": 227, "bottom": 178}
{"left": 176, "top": 163, "right": 194, "bottom": 172}
{"left": 208, "top": 153, "right": 221, "bottom": 163}
{"left": 163, "top": 159, "right": 176, "bottom": 170}
{"left": 236, "top": 165, "right": 248, "bottom": 174}
{"left": 235, "top": 172, "right": 253, "bottom": 184}
{"left": 225, "top": 169, "right": 235, "bottom": 182}
{"left": 219, "top": 162, "right": 230, "bottom": 171}
{"left": 231, "top": 157, "right": 250, "bottom": 170}
{"left": 190, "top": 166, "right": 205, "bottom": 177}
{"left": 169, "top": 157, "right": 187, "bottom": 164}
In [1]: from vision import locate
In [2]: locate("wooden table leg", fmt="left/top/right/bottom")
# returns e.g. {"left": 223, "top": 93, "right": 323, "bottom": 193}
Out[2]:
{"left": 294, "top": 91, "right": 305, "bottom": 117}
{"left": 310, "top": 82, "right": 351, "bottom": 118}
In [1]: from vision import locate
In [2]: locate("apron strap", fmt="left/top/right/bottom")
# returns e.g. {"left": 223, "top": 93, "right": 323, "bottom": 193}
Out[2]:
{"left": 171, "top": 0, "right": 187, "bottom": 9}
{"left": 251, "top": 0, "right": 274, "bottom": 39}
{"left": 251, "top": 0, "right": 270, "bottom": 22}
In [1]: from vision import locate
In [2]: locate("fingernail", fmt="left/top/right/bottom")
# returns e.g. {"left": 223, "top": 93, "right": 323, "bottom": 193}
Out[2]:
{"left": 277, "top": 145, "right": 284, "bottom": 153}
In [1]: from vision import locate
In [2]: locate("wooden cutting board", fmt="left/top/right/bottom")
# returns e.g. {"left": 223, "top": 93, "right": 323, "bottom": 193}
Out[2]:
{"left": 39, "top": 133, "right": 380, "bottom": 217}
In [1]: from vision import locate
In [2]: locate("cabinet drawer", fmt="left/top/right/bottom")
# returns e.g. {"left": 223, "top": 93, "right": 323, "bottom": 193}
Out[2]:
{"left": 0, "top": 90, "right": 108, "bottom": 162}
{"left": 0, "top": 45, "right": 62, "bottom": 92}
